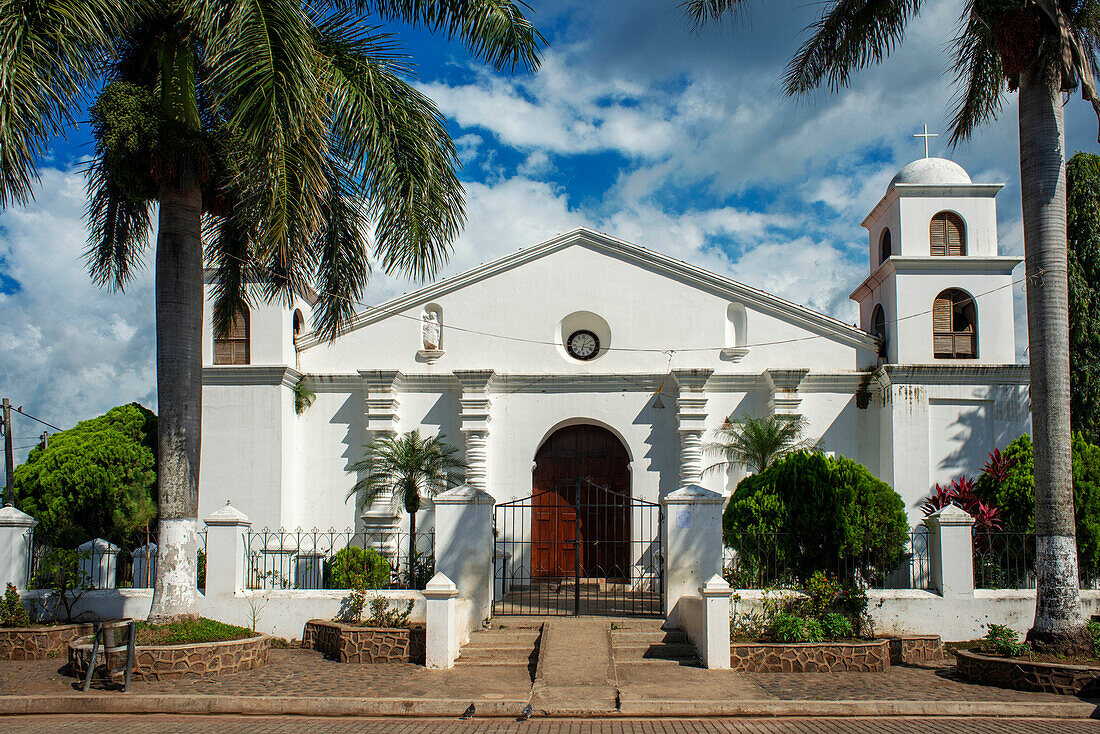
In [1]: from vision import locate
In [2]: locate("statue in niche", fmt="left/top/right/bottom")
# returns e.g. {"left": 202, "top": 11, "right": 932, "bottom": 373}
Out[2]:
{"left": 422, "top": 311, "right": 441, "bottom": 351}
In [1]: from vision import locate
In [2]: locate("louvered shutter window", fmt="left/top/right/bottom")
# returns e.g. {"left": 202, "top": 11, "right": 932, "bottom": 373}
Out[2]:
{"left": 933, "top": 289, "right": 976, "bottom": 359}
{"left": 930, "top": 212, "right": 965, "bottom": 256}
{"left": 213, "top": 309, "right": 250, "bottom": 365}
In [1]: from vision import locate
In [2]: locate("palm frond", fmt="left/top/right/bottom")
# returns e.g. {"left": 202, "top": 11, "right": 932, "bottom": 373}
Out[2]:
{"left": 204, "top": 206, "right": 260, "bottom": 338}
{"left": 309, "top": 161, "right": 370, "bottom": 341}
{"left": 782, "top": 0, "right": 922, "bottom": 96}
{"left": 353, "top": 0, "right": 545, "bottom": 72}
{"left": 947, "top": 1, "right": 1005, "bottom": 145}
{"left": 704, "top": 414, "right": 814, "bottom": 474}
{"left": 313, "top": 12, "right": 465, "bottom": 281}
{"left": 679, "top": 0, "right": 753, "bottom": 29}
{"left": 347, "top": 430, "right": 467, "bottom": 514}
{"left": 0, "top": 0, "right": 126, "bottom": 206}
{"left": 83, "top": 158, "right": 152, "bottom": 291}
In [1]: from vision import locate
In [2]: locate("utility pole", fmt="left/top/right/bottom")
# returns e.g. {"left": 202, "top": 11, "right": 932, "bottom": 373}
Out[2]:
{"left": 2, "top": 398, "right": 13, "bottom": 507}
{"left": 39, "top": 431, "right": 49, "bottom": 450}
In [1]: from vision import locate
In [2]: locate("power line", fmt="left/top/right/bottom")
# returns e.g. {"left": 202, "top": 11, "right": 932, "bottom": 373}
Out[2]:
{"left": 11, "top": 407, "right": 64, "bottom": 432}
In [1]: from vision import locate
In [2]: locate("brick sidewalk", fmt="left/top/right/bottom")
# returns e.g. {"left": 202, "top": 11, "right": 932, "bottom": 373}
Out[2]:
{"left": 0, "top": 716, "right": 1096, "bottom": 734}
{"left": 0, "top": 645, "right": 1092, "bottom": 712}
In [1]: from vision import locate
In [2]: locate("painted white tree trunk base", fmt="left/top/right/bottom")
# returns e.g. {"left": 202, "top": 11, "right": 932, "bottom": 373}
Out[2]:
{"left": 147, "top": 518, "right": 200, "bottom": 621}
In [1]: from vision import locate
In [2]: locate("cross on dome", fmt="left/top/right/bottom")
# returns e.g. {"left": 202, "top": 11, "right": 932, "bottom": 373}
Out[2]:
{"left": 914, "top": 124, "right": 939, "bottom": 158}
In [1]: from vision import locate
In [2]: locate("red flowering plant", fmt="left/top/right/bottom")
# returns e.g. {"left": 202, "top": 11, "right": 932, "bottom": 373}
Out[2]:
{"left": 920, "top": 476, "right": 1002, "bottom": 531}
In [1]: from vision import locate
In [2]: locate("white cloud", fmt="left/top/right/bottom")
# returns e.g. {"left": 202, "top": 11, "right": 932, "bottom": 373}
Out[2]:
{"left": 0, "top": 167, "right": 157, "bottom": 466}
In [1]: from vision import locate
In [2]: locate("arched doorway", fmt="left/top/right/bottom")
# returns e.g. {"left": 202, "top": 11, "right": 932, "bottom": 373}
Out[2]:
{"left": 531, "top": 424, "right": 631, "bottom": 579}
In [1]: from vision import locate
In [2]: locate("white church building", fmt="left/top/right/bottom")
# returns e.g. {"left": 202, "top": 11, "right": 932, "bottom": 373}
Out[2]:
{"left": 198, "top": 156, "right": 1031, "bottom": 555}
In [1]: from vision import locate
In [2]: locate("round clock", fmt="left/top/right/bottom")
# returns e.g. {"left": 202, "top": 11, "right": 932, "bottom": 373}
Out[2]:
{"left": 566, "top": 329, "right": 600, "bottom": 360}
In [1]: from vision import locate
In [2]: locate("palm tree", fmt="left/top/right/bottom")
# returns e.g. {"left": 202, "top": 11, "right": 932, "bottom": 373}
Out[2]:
{"left": 705, "top": 414, "right": 814, "bottom": 475}
{"left": 347, "top": 430, "right": 467, "bottom": 578}
{"left": 683, "top": 0, "right": 1099, "bottom": 655}
{"left": 0, "top": 0, "right": 543, "bottom": 621}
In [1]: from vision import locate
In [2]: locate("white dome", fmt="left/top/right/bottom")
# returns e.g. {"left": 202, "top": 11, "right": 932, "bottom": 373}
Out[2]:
{"left": 889, "top": 158, "right": 972, "bottom": 189}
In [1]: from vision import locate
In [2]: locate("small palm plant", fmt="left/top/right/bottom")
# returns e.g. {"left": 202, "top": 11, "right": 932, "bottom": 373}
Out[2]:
{"left": 347, "top": 430, "right": 467, "bottom": 581}
{"left": 705, "top": 414, "right": 816, "bottom": 475}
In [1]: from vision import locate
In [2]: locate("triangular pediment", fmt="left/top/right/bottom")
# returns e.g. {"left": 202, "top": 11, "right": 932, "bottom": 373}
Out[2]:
{"left": 297, "top": 227, "right": 874, "bottom": 351}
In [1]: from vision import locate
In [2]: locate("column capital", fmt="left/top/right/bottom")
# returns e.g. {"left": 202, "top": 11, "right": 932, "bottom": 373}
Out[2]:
{"left": 453, "top": 369, "right": 496, "bottom": 393}
{"left": 0, "top": 505, "right": 37, "bottom": 529}
{"left": 925, "top": 503, "right": 975, "bottom": 528}
{"left": 672, "top": 368, "right": 714, "bottom": 393}
{"left": 204, "top": 501, "right": 252, "bottom": 528}
{"left": 662, "top": 484, "right": 725, "bottom": 505}
{"left": 434, "top": 484, "right": 494, "bottom": 505}
{"left": 765, "top": 368, "right": 809, "bottom": 416}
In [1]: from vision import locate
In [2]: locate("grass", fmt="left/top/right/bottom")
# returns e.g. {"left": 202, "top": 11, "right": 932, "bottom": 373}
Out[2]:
{"left": 134, "top": 617, "right": 254, "bottom": 646}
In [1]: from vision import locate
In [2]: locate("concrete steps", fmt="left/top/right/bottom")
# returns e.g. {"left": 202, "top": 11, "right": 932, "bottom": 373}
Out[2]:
{"left": 455, "top": 626, "right": 541, "bottom": 668}
{"left": 611, "top": 626, "right": 700, "bottom": 664}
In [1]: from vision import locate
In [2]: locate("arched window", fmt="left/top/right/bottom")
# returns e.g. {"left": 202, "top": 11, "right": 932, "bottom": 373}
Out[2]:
{"left": 879, "top": 228, "right": 892, "bottom": 264}
{"left": 932, "top": 289, "right": 977, "bottom": 359}
{"left": 871, "top": 304, "right": 887, "bottom": 358}
{"left": 930, "top": 212, "right": 966, "bottom": 256}
{"left": 292, "top": 309, "right": 304, "bottom": 342}
{"left": 214, "top": 306, "right": 250, "bottom": 365}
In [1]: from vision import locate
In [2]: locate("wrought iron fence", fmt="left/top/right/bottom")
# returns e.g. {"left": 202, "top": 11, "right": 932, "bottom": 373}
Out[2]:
{"left": 972, "top": 530, "right": 1036, "bottom": 589}
{"left": 243, "top": 528, "right": 435, "bottom": 590}
{"left": 722, "top": 527, "right": 933, "bottom": 590}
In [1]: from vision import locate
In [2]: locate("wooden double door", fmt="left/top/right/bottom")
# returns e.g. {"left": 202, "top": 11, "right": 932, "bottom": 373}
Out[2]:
{"left": 531, "top": 425, "right": 630, "bottom": 579}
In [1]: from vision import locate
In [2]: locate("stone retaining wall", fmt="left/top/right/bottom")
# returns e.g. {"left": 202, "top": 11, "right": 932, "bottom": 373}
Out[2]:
{"left": 889, "top": 635, "right": 944, "bottom": 665}
{"left": 730, "top": 639, "right": 891, "bottom": 672}
{"left": 68, "top": 633, "right": 270, "bottom": 681}
{"left": 0, "top": 624, "right": 94, "bottom": 660}
{"left": 303, "top": 619, "right": 425, "bottom": 664}
{"left": 956, "top": 649, "right": 1100, "bottom": 696}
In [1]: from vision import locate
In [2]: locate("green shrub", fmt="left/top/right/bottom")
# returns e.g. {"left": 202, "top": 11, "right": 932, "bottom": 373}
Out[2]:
{"left": 0, "top": 584, "right": 29, "bottom": 627}
{"left": 1089, "top": 620, "right": 1100, "bottom": 658}
{"left": 769, "top": 612, "right": 824, "bottom": 643}
{"left": 976, "top": 433, "right": 1100, "bottom": 576}
{"left": 979, "top": 624, "right": 1029, "bottom": 657}
{"left": 821, "top": 612, "right": 854, "bottom": 640}
{"left": 724, "top": 452, "right": 909, "bottom": 584}
{"left": 324, "top": 546, "right": 390, "bottom": 590}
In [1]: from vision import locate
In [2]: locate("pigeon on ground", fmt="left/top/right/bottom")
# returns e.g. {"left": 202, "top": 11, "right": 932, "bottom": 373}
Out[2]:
{"left": 517, "top": 704, "right": 532, "bottom": 721}
{"left": 460, "top": 703, "right": 476, "bottom": 720}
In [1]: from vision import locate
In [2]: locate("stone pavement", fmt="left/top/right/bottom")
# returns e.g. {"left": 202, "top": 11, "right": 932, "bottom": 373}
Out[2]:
{"left": 0, "top": 716, "right": 1097, "bottom": 734}
{"left": 0, "top": 618, "right": 1097, "bottom": 718}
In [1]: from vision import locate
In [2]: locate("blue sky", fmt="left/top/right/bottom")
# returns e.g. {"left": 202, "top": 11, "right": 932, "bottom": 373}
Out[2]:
{"left": 2, "top": 0, "right": 1099, "bottom": 463}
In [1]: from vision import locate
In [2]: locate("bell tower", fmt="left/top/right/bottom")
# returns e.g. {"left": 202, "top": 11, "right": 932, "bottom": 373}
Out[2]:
{"left": 849, "top": 156, "right": 1021, "bottom": 365}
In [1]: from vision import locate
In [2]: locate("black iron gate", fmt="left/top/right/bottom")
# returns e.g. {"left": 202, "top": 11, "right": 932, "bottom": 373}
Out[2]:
{"left": 492, "top": 478, "right": 663, "bottom": 616}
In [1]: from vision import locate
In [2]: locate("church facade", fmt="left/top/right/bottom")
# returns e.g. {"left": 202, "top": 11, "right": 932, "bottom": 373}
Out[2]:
{"left": 198, "top": 157, "right": 1031, "bottom": 543}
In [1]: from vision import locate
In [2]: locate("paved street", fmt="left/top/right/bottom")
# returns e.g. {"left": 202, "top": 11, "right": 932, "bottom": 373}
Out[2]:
{"left": 0, "top": 716, "right": 1096, "bottom": 733}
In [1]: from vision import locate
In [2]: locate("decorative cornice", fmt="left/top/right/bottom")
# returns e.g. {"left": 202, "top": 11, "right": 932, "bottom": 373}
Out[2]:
{"left": 202, "top": 365, "right": 301, "bottom": 387}
{"left": 296, "top": 228, "right": 878, "bottom": 352}
{"left": 881, "top": 364, "right": 1029, "bottom": 386}
{"left": 861, "top": 183, "right": 1004, "bottom": 228}
{"left": 850, "top": 256, "right": 1022, "bottom": 302}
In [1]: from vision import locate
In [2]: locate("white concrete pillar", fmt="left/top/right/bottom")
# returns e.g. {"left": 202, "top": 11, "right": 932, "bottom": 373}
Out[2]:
{"left": 662, "top": 484, "right": 724, "bottom": 620}
{"left": 454, "top": 370, "right": 495, "bottom": 492}
{"left": 672, "top": 369, "right": 713, "bottom": 486}
{"left": 434, "top": 485, "right": 494, "bottom": 632}
{"left": 132, "top": 543, "right": 158, "bottom": 588}
{"left": 926, "top": 504, "right": 975, "bottom": 598}
{"left": 77, "top": 538, "right": 119, "bottom": 589}
{"left": 424, "top": 572, "right": 460, "bottom": 669}
{"left": 699, "top": 574, "right": 734, "bottom": 669}
{"left": 203, "top": 502, "right": 252, "bottom": 595}
{"left": 0, "top": 506, "right": 37, "bottom": 589}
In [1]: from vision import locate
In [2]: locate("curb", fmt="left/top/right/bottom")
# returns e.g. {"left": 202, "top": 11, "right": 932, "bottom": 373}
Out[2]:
{"left": 0, "top": 696, "right": 1095, "bottom": 718}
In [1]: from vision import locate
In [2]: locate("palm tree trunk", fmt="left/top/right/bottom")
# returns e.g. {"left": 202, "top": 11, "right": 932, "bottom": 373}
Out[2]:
{"left": 1019, "top": 60, "right": 1089, "bottom": 654}
{"left": 147, "top": 160, "right": 203, "bottom": 622}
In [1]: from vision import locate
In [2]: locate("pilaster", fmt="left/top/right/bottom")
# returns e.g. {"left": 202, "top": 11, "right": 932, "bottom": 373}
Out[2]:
{"left": 358, "top": 370, "right": 405, "bottom": 530}
{"left": 454, "top": 370, "right": 495, "bottom": 492}
{"left": 672, "top": 369, "right": 713, "bottom": 487}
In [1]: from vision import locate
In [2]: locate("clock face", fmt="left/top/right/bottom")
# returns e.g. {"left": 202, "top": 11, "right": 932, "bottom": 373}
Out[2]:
{"left": 567, "top": 330, "right": 600, "bottom": 360}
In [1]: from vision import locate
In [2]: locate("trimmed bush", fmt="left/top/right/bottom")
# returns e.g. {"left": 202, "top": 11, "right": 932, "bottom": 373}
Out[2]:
{"left": 821, "top": 612, "right": 854, "bottom": 640}
{"left": 723, "top": 451, "right": 909, "bottom": 584}
{"left": 324, "top": 546, "right": 390, "bottom": 590}
{"left": 1, "top": 584, "right": 29, "bottom": 627}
